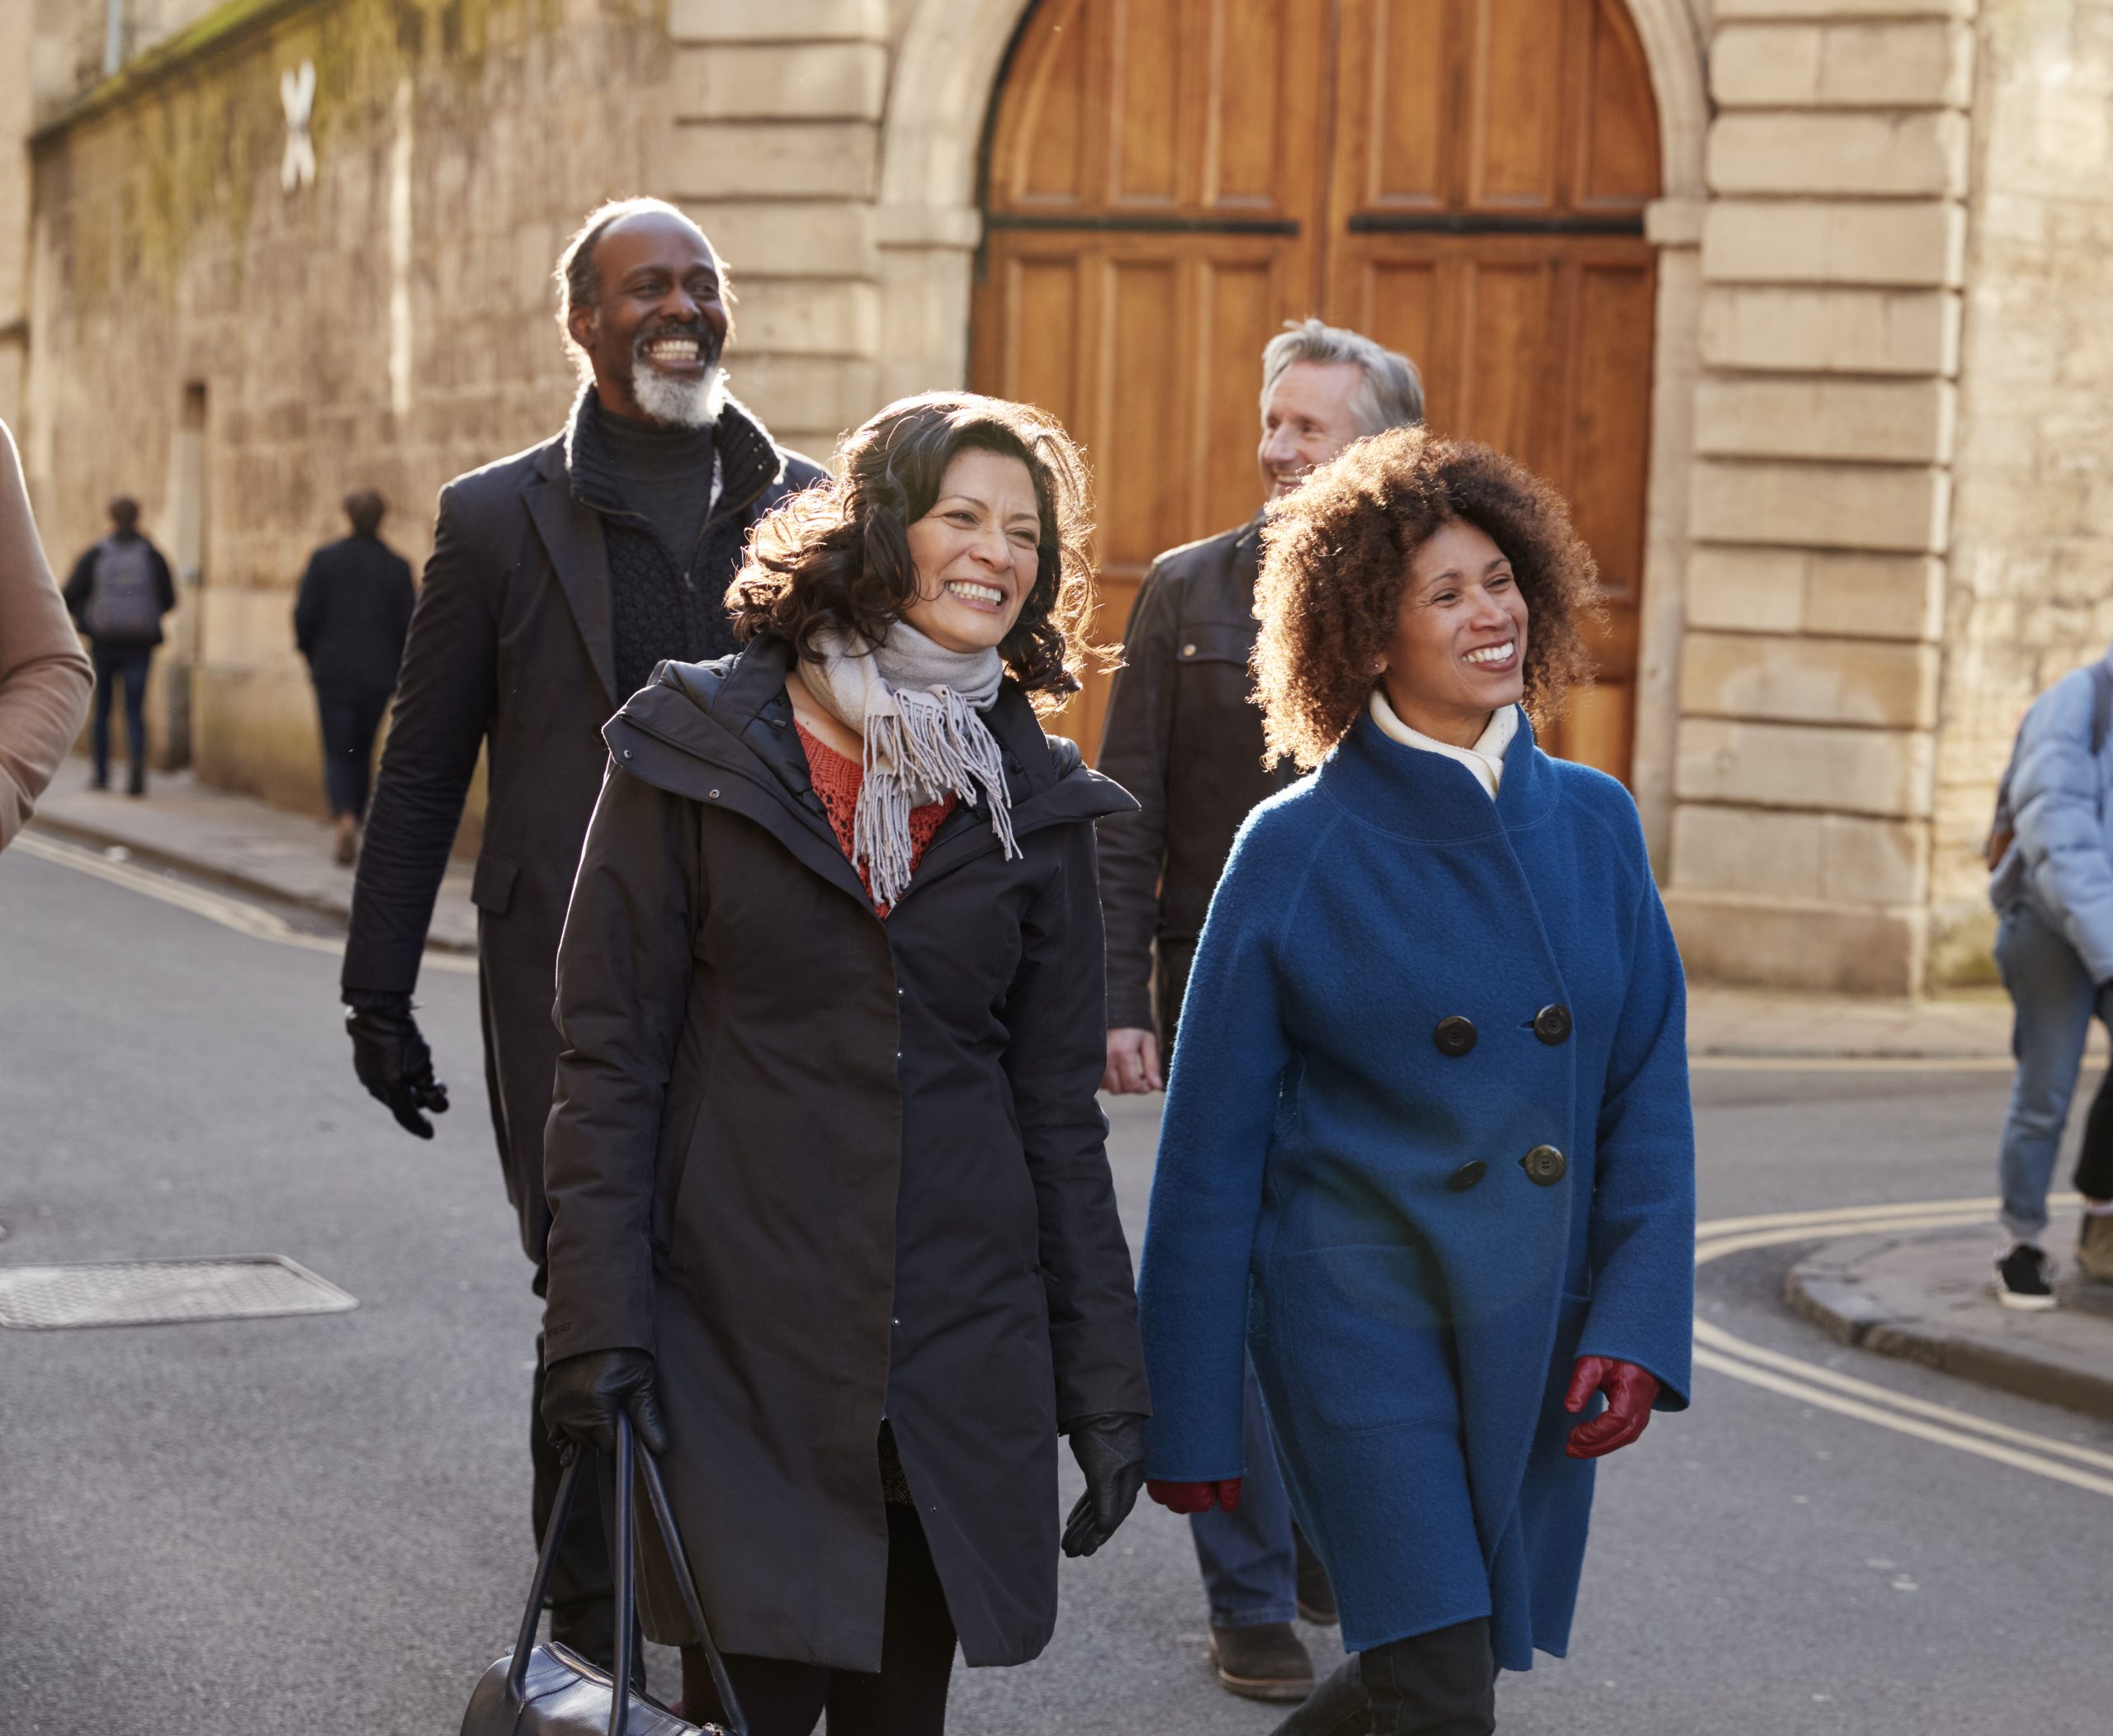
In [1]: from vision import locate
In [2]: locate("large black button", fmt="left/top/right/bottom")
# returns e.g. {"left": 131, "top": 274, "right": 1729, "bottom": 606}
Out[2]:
{"left": 1434, "top": 1015, "right": 1477, "bottom": 1057}
{"left": 1533, "top": 1004, "right": 1572, "bottom": 1045}
{"left": 1446, "top": 1160, "right": 1487, "bottom": 1193}
{"left": 1520, "top": 1144, "right": 1567, "bottom": 1186}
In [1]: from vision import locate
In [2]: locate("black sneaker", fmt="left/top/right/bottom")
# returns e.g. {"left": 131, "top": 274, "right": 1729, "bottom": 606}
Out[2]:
{"left": 1995, "top": 1242, "right": 2056, "bottom": 1311}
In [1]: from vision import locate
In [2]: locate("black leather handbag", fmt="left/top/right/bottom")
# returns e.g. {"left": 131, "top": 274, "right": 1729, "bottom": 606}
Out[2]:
{"left": 460, "top": 1414, "right": 748, "bottom": 1736}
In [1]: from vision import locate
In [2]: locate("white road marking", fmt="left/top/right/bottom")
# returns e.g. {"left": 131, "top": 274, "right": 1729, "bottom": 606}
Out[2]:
{"left": 1696, "top": 1196, "right": 2111, "bottom": 1497}
{"left": 1692, "top": 1054, "right": 2022, "bottom": 1072}
{"left": 9, "top": 830, "right": 475, "bottom": 974}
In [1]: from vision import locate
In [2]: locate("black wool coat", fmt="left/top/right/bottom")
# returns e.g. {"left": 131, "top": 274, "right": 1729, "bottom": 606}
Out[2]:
{"left": 1095, "top": 517, "right": 1297, "bottom": 1034}
{"left": 541, "top": 637, "right": 1151, "bottom": 1671}
{"left": 293, "top": 532, "right": 415, "bottom": 693}
{"left": 343, "top": 398, "right": 821, "bottom": 1260}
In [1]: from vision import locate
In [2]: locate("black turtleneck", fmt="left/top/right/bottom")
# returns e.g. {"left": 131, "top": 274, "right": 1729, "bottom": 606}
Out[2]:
{"left": 593, "top": 405, "right": 716, "bottom": 565}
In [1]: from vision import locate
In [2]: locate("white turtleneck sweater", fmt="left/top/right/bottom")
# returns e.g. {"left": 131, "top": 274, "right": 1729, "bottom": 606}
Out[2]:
{"left": 1368, "top": 689, "right": 1517, "bottom": 802}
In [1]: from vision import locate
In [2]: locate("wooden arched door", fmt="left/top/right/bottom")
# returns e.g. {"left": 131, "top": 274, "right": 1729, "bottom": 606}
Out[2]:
{"left": 971, "top": 0, "right": 1661, "bottom": 778}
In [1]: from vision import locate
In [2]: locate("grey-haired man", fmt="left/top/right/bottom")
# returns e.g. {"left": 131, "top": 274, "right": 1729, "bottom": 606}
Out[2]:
{"left": 1097, "top": 318, "right": 1424, "bottom": 1702}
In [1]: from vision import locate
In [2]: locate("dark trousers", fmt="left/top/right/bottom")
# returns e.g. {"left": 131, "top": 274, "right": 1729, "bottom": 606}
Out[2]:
{"left": 89, "top": 642, "right": 153, "bottom": 783}
{"left": 679, "top": 1502, "right": 957, "bottom": 1736}
{"left": 530, "top": 1330, "right": 617, "bottom": 1662}
{"left": 2077, "top": 1066, "right": 2113, "bottom": 1202}
{"left": 314, "top": 681, "right": 392, "bottom": 820}
{"left": 1271, "top": 1620, "right": 1496, "bottom": 1736}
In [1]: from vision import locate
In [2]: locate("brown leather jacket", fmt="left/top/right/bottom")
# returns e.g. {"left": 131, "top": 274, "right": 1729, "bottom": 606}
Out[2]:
{"left": 1095, "top": 516, "right": 1296, "bottom": 1037}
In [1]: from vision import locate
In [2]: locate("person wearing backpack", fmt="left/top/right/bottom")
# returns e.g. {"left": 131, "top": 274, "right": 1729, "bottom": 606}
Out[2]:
{"left": 1986, "top": 650, "right": 2113, "bottom": 1306}
{"left": 61, "top": 496, "right": 176, "bottom": 796}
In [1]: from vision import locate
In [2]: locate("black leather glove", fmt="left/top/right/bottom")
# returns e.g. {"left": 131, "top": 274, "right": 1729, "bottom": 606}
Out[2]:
{"left": 541, "top": 1348, "right": 669, "bottom": 1458}
{"left": 344, "top": 992, "right": 450, "bottom": 1139}
{"left": 1061, "top": 1412, "right": 1147, "bottom": 1558}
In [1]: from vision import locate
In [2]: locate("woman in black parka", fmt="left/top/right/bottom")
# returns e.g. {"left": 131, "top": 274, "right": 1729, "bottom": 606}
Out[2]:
{"left": 537, "top": 393, "right": 1151, "bottom": 1736}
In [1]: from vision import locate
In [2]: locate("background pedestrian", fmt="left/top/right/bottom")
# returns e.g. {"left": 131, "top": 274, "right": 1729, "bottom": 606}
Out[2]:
{"left": 1985, "top": 649, "right": 2113, "bottom": 1304}
{"left": 1096, "top": 316, "right": 1423, "bottom": 1702}
{"left": 294, "top": 490, "right": 415, "bottom": 865}
{"left": 61, "top": 495, "right": 175, "bottom": 796}
{"left": 338, "top": 196, "right": 821, "bottom": 1667}
{"left": 540, "top": 394, "right": 1148, "bottom": 1736}
{"left": 1139, "top": 428, "right": 1695, "bottom": 1736}
{"left": 0, "top": 419, "right": 92, "bottom": 851}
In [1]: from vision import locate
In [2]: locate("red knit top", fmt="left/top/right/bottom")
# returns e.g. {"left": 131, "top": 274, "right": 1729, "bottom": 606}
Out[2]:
{"left": 797, "top": 724, "right": 957, "bottom": 914}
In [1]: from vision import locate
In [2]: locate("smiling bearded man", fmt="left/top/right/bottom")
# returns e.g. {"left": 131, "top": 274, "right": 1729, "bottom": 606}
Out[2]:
{"left": 337, "top": 196, "right": 823, "bottom": 1669}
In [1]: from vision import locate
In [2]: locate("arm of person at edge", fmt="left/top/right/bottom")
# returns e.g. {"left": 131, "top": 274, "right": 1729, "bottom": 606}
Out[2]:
{"left": 292, "top": 551, "right": 325, "bottom": 665}
{"left": 1002, "top": 807, "right": 1154, "bottom": 1553}
{"left": 1133, "top": 821, "right": 1291, "bottom": 1515}
{"left": 60, "top": 545, "right": 96, "bottom": 624}
{"left": 0, "top": 422, "right": 92, "bottom": 852}
{"left": 1094, "top": 562, "right": 1179, "bottom": 1093}
{"left": 538, "top": 759, "right": 702, "bottom": 1456}
{"left": 338, "top": 484, "right": 499, "bottom": 1135}
{"left": 1567, "top": 801, "right": 1697, "bottom": 1459}
{"left": 2008, "top": 671, "right": 2113, "bottom": 986}
{"left": 148, "top": 542, "right": 177, "bottom": 617}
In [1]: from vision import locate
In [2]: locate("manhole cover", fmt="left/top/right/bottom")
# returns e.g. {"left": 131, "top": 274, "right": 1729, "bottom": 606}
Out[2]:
{"left": 0, "top": 1256, "right": 357, "bottom": 1329}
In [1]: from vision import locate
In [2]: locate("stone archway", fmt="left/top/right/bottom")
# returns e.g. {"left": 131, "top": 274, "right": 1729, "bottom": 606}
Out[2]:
{"left": 876, "top": 0, "right": 1710, "bottom": 850}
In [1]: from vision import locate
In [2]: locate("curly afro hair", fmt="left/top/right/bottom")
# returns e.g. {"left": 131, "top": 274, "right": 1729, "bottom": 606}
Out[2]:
{"left": 728, "top": 391, "right": 1106, "bottom": 711}
{"left": 1253, "top": 427, "right": 1601, "bottom": 770}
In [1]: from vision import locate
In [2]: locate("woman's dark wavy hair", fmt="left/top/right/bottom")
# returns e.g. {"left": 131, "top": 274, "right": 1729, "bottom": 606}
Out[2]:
{"left": 1254, "top": 427, "right": 1602, "bottom": 770}
{"left": 729, "top": 392, "right": 1104, "bottom": 710}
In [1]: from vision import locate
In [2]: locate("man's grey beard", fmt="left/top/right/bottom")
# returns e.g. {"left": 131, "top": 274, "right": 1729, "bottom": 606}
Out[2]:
{"left": 631, "top": 359, "right": 726, "bottom": 429}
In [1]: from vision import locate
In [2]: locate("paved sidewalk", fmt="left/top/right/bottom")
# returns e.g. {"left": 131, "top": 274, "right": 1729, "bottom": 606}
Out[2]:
{"left": 1787, "top": 1223, "right": 2113, "bottom": 1421}
{"left": 21, "top": 764, "right": 2089, "bottom": 1060}
{"left": 25, "top": 763, "right": 477, "bottom": 953}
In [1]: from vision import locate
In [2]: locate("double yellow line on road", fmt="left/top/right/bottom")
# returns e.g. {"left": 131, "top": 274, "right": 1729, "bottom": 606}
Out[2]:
{"left": 1695, "top": 1197, "right": 2113, "bottom": 1497}
{"left": 11, "top": 830, "right": 476, "bottom": 974}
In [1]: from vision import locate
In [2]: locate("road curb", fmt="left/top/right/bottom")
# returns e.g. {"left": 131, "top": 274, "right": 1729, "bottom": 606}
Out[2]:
{"left": 1785, "top": 1231, "right": 2113, "bottom": 1422}
{"left": 23, "top": 812, "right": 477, "bottom": 957}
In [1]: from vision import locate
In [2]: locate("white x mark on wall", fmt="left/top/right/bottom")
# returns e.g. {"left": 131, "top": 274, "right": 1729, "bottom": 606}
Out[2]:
{"left": 281, "top": 60, "right": 316, "bottom": 192}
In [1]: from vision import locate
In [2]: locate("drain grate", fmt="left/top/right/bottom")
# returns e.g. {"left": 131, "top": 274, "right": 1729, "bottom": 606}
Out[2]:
{"left": 0, "top": 1256, "right": 357, "bottom": 1330}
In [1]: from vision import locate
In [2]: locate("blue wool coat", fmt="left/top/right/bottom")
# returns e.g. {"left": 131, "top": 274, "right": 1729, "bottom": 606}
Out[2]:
{"left": 1137, "top": 710, "right": 1695, "bottom": 1672}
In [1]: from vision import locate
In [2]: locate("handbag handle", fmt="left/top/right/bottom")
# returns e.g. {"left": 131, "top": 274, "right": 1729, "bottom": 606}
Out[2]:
{"left": 506, "top": 1415, "right": 749, "bottom": 1736}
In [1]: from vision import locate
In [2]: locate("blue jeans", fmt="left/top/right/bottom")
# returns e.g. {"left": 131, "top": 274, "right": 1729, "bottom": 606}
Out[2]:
{"left": 1995, "top": 901, "right": 2113, "bottom": 1241}
{"left": 89, "top": 641, "right": 153, "bottom": 783}
{"left": 1190, "top": 1359, "right": 1298, "bottom": 1629}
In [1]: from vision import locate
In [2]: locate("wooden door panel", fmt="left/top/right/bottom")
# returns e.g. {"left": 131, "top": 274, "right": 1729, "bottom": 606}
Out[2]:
{"left": 1466, "top": 0, "right": 1570, "bottom": 211}
{"left": 1113, "top": 0, "right": 1185, "bottom": 205}
{"left": 1347, "top": 0, "right": 1455, "bottom": 211}
{"left": 1564, "top": 254, "right": 1657, "bottom": 610}
{"left": 1574, "top": 0, "right": 1661, "bottom": 207}
{"left": 1194, "top": 255, "right": 1282, "bottom": 532}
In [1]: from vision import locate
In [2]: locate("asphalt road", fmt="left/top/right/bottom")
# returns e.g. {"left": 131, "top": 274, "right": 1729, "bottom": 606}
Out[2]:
{"left": 3, "top": 834, "right": 2111, "bottom": 1734}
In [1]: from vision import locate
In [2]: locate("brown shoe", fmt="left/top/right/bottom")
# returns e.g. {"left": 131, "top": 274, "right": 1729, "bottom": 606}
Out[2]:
{"left": 332, "top": 812, "right": 359, "bottom": 867}
{"left": 2079, "top": 1212, "right": 2113, "bottom": 1282}
{"left": 1209, "top": 1622, "right": 1313, "bottom": 1702}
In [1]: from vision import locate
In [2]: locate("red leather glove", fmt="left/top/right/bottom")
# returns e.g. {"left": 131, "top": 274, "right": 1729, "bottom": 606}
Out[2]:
{"left": 1563, "top": 1356, "right": 1659, "bottom": 1459}
{"left": 1146, "top": 1478, "right": 1243, "bottom": 1514}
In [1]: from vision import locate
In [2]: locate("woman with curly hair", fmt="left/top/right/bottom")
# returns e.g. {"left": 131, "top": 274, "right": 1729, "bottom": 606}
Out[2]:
{"left": 1137, "top": 428, "right": 1695, "bottom": 1734}
{"left": 537, "top": 392, "right": 1151, "bottom": 1736}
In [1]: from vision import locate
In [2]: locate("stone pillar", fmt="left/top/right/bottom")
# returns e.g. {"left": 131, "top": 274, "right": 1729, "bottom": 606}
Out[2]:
{"left": 666, "top": 0, "right": 891, "bottom": 463}
{"left": 1662, "top": 0, "right": 1974, "bottom": 996}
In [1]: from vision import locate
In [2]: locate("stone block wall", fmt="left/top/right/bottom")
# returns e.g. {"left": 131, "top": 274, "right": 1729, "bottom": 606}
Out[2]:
{"left": 665, "top": 0, "right": 895, "bottom": 468}
{"left": 1663, "top": 0, "right": 1975, "bottom": 995}
{"left": 1930, "top": 0, "right": 2113, "bottom": 985}
{"left": 22, "top": 0, "right": 674, "bottom": 813}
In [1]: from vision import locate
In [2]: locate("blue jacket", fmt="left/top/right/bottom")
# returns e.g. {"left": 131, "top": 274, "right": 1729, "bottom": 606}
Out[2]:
{"left": 1137, "top": 712, "right": 1695, "bottom": 1670}
{"left": 1989, "top": 655, "right": 2113, "bottom": 982}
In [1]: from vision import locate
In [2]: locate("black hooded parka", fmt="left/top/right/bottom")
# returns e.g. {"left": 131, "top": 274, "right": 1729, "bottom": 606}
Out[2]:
{"left": 540, "top": 636, "right": 1151, "bottom": 1672}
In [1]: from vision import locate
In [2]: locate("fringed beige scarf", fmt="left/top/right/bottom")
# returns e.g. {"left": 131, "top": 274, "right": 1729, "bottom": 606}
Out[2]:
{"left": 801, "top": 622, "right": 1019, "bottom": 907}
